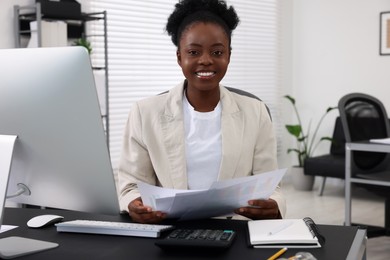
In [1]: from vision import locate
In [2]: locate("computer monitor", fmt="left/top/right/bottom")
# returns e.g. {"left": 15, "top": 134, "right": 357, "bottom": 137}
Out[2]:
{"left": 0, "top": 46, "right": 120, "bottom": 215}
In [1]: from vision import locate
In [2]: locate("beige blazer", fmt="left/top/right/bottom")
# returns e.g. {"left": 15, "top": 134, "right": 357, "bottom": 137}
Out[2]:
{"left": 118, "top": 82, "right": 286, "bottom": 217}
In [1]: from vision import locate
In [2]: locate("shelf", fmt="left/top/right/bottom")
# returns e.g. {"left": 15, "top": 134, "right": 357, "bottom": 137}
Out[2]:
{"left": 14, "top": 4, "right": 110, "bottom": 148}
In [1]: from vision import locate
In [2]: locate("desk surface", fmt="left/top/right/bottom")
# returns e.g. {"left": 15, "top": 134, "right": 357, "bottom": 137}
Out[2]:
{"left": 1, "top": 208, "right": 366, "bottom": 260}
{"left": 347, "top": 141, "right": 390, "bottom": 153}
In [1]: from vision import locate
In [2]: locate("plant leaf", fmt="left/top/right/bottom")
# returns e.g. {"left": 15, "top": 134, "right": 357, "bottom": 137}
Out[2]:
{"left": 284, "top": 95, "right": 295, "bottom": 105}
{"left": 326, "top": 106, "right": 338, "bottom": 113}
{"left": 73, "top": 38, "right": 92, "bottom": 54}
{"left": 285, "top": 125, "right": 302, "bottom": 138}
{"left": 320, "top": 136, "right": 333, "bottom": 142}
{"left": 297, "top": 136, "right": 307, "bottom": 142}
{"left": 287, "top": 148, "right": 301, "bottom": 154}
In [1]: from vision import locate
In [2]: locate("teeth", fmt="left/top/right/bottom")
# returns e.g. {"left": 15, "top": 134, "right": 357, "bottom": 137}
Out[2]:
{"left": 196, "top": 72, "right": 214, "bottom": 77}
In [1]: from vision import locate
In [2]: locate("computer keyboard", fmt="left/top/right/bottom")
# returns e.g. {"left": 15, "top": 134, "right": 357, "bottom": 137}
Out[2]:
{"left": 55, "top": 220, "right": 174, "bottom": 238}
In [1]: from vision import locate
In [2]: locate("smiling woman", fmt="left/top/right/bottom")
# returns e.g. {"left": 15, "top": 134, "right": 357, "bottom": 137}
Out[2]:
{"left": 116, "top": 0, "right": 285, "bottom": 225}
{"left": 85, "top": 0, "right": 282, "bottom": 169}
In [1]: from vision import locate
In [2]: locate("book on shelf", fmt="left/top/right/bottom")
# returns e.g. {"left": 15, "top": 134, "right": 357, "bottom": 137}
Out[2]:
{"left": 247, "top": 217, "right": 325, "bottom": 248}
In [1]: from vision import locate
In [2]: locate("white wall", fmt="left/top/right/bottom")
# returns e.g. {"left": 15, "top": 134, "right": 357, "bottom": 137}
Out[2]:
{"left": 278, "top": 0, "right": 294, "bottom": 168}
{"left": 0, "top": 0, "right": 34, "bottom": 48}
{"left": 279, "top": 0, "right": 390, "bottom": 168}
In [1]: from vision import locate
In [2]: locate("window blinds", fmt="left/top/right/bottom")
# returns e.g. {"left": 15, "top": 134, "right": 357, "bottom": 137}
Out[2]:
{"left": 86, "top": 0, "right": 282, "bottom": 170}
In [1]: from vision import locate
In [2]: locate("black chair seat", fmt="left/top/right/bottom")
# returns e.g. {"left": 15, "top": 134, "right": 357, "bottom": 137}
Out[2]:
{"left": 304, "top": 154, "right": 345, "bottom": 179}
{"left": 303, "top": 117, "right": 346, "bottom": 195}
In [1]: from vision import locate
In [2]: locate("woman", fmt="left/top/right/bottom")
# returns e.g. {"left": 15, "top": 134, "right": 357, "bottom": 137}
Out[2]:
{"left": 118, "top": 0, "right": 285, "bottom": 224}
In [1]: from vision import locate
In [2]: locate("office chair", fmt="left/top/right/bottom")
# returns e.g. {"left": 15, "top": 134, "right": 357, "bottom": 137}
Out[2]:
{"left": 304, "top": 117, "right": 346, "bottom": 196}
{"left": 338, "top": 92, "right": 390, "bottom": 237}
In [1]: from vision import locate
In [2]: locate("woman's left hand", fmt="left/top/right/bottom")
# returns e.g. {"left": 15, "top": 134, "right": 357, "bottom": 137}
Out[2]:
{"left": 234, "top": 198, "right": 281, "bottom": 219}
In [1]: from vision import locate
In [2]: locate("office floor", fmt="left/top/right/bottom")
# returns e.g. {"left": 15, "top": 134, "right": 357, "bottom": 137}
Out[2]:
{"left": 282, "top": 177, "right": 389, "bottom": 260}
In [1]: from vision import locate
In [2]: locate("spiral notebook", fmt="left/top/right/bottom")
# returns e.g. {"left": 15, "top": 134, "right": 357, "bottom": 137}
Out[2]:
{"left": 247, "top": 217, "right": 325, "bottom": 248}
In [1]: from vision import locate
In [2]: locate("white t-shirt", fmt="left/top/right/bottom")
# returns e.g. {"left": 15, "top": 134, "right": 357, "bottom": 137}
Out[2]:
{"left": 183, "top": 94, "right": 222, "bottom": 190}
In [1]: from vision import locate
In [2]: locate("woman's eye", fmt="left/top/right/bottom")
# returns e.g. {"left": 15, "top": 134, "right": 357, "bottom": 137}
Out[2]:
{"left": 213, "top": 50, "right": 223, "bottom": 56}
{"left": 188, "top": 50, "right": 198, "bottom": 55}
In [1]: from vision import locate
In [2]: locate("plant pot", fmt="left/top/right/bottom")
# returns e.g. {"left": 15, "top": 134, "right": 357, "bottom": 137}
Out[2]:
{"left": 290, "top": 166, "right": 315, "bottom": 191}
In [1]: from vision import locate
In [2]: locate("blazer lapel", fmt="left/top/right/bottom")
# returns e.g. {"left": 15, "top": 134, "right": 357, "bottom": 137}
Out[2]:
{"left": 218, "top": 87, "right": 244, "bottom": 181}
{"left": 160, "top": 83, "right": 188, "bottom": 189}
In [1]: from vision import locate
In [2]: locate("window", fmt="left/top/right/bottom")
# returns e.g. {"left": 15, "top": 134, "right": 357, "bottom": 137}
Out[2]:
{"left": 86, "top": 0, "right": 282, "bottom": 170}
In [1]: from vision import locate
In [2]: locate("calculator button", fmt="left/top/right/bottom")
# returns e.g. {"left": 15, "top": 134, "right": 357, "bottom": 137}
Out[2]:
{"left": 155, "top": 228, "right": 236, "bottom": 250}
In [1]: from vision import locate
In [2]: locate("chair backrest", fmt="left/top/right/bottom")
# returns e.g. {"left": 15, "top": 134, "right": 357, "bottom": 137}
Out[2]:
{"left": 225, "top": 87, "right": 261, "bottom": 101}
{"left": 330, "top": 117, "right": 346, "bottom": 156}
{"left": 338, "top": 93, "right": 390, "bottom": 170}
{"left": 226, "top": 87, "right": 272, "bottom": 121}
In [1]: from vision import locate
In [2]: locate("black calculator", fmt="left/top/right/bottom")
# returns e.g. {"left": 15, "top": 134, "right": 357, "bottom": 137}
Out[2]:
{"left": 155, "top": 228, "right": 236, "bottom": 250}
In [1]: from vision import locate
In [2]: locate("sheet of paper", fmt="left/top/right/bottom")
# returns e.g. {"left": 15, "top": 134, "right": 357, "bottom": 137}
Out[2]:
{"left": 138, "top": 182, "right": 200, "bottom": 210}
{"left": 138, "top": 168, "right": 286, "bottom": 220}
{"left": 369, "top": 138, "right": 390, "bottom": 144}
{"left": 0, "top": 225, "right": 17, "bottom": 233}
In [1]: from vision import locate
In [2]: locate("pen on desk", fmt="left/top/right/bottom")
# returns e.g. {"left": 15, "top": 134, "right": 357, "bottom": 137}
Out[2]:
{"left": 268, "top": 221, "right": 293, "bottom": 236}
{"left": 267, "top": 247, "right": 287, "bottom": 260}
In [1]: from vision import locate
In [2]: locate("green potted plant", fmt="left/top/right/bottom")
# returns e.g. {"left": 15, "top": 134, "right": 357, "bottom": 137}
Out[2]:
{"left": 284, "top": 95, "right": 337, "bottom": 190}
{"left": 73, "top": 38, "right": 92, "bottom": 54}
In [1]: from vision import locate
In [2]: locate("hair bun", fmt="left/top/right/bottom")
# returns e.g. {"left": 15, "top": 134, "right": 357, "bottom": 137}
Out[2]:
{"left": 166, "top": 0, "right": 240, "bottom": 46}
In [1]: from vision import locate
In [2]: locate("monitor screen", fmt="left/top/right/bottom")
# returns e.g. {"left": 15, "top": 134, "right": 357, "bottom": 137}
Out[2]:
{"left": 0, "top": 47, "right": 120, "bottom": 215}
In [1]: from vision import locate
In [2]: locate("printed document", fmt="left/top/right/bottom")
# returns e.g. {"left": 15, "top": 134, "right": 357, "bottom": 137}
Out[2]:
{"left": 138, "top": 168, "right": 286, "bottom": 220}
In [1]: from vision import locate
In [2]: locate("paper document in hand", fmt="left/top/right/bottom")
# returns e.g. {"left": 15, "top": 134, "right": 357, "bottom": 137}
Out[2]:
{"left": 137, "top": 184, "right": 200, "bottom": 213}
{"left": 138, "top": 168, "right": 286, "bottom": 220}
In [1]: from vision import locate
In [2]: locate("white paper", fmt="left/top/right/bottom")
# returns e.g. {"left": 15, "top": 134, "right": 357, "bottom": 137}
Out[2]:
{"left": 369, "top": 138, "right": 390, "bottom": 144}
{"left": 138, "top": 183, "right": 200, "bottom": 210}
{"left": 138, "top": 168, "right": 286, "bottom": 220}
{"left": 0, "top": 225, "right": 18, "bottom": 234}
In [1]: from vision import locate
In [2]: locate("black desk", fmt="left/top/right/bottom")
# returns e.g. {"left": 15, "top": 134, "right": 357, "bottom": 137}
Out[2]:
{"left": 1, "top": 208, "right": 366, "bottom": 260}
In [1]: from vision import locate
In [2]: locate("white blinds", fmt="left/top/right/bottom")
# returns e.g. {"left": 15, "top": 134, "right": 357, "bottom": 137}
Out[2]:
{"left": 86, "top": 0, "right": 282, "bottom": 170}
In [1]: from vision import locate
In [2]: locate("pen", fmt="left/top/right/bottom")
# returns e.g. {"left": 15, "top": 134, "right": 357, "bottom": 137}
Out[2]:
{"left": 268, "top": 221, "right": 293, "bottom": 236}
{"left": 267, "top": 247, "right": 287, "bottom": 260}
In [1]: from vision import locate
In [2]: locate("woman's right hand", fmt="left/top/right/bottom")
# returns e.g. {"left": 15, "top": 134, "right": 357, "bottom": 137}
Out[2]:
{"left": 128, "top": 197, "right": 167, "bottom": 224}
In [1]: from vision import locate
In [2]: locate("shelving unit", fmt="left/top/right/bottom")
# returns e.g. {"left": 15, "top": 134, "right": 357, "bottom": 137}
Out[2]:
{"left": 13, "top": 3, "right": 110, "bottom": 147}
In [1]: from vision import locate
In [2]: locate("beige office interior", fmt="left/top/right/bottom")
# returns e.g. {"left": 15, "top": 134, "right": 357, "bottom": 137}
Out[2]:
{"left": 1, "top": 0, "right": 390, "bottom": 259}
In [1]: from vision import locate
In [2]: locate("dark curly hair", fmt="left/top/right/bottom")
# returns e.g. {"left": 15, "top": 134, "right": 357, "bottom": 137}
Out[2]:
{"left": 166, "top": 0, "right": 240, "bottom": 48}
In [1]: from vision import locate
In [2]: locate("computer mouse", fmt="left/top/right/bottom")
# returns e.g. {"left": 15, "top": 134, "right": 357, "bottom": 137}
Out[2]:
{"left": 27, "top": 214, "right": 64, "bottom": 228}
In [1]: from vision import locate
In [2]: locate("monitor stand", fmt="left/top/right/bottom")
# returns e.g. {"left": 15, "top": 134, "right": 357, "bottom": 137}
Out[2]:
{"left": 0, "top": 237, "right": 58, "bottom": 259}
{"left": 0, "top": 135, "right": 58, "bottom": 259}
